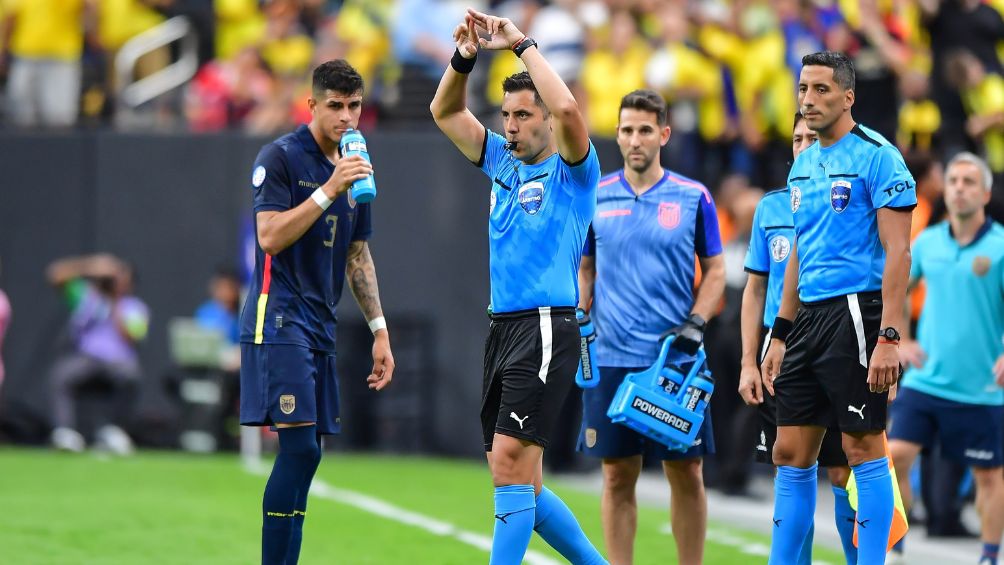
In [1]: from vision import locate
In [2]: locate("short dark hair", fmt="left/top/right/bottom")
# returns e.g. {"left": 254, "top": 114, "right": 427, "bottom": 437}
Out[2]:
{"left": 619, "top": 89, "right": 668, "bottom": 126}
{"left": 312, "top": 59, "right": 364, "bottom": 96}
{"left": 792, "top": 111, "right": 804, "bottom": 131}
{"left": 502, "top": 72, "right": 545, "bottom": 108}
{"left": 801, "top": 51, "right": 855, "bottom": 91}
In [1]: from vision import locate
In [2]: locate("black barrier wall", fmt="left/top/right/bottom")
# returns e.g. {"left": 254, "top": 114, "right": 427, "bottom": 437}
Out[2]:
{"left": 0, "top": 130, "right": 624, "bottom": 455}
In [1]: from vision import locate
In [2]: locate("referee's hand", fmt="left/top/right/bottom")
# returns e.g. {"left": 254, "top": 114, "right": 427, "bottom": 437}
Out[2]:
{"left": 867, "top": 343, "right": 898, "bottom": 393}
{"left": 367, "top": 330, "right": 395, "bottom": 391}
{"left": 738, "top": 363, "right": 764, "bottom": 405}
{"left": 760, "top": 339, "right": 786, "bottom": 397}
{"left": 453, "top": 16, "right": 478, "bottom": 59}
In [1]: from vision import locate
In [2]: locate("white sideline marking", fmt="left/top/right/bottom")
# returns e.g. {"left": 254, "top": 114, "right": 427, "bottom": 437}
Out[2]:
{"left": 245, "top": 464, "right": 560, "bottom": 565}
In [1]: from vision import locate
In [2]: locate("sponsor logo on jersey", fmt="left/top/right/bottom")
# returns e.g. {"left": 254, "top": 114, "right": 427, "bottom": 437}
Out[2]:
{"left": 831, "top": 180, "right": 851, "bottom": 213}
{"left": 658, "top": 201, "right": 680, "bottom": 230}
{"left": 518, "top": 181, "right": 544, "bottom": 215}
{"left": 769, "top": 235, "right": 791, "bottom": 262}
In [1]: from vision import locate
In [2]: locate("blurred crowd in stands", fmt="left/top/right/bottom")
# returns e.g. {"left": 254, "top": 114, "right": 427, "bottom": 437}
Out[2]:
{"left": 2, "top": 0, "right": 1002, "bottom": 189}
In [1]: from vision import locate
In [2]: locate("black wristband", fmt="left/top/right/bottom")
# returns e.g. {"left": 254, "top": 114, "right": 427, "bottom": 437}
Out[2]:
{"left": 771, "top": 317, "right": 794, "bottom": 343}
{"left": 450, "top": 49, "right": 477, "bottom": 74}
{"left": 687, "top": 313, "right": 707, "bottom": 331}
{"left": 512, "top": 36, "right": 537, "bottom": 58}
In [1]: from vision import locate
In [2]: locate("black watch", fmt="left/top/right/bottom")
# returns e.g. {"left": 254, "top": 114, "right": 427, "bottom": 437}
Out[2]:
{"left": 878, "top": 326, "right": 901, "bottom": 342}
{"left": 513, "top": 37, "right": 538, "bottom": 58}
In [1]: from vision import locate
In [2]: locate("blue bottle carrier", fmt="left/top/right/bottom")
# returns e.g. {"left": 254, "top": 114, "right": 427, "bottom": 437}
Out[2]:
{"left": 606, "top": 335, "right": 714, "bottom": 451}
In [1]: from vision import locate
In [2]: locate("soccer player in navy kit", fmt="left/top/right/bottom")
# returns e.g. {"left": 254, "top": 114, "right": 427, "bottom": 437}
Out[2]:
{"left": 760, "top": 52, "right": 916, "bottom": 564}
{"left": 577, "top": 90, "right": 725, "bottom": 565}
{"left": 431, "top": 9, "right": 607, "bottom": 565}
{"left": 740, "top": 112, "right": 857, "bottom": 564}
{"left": 240, "top": 60, "right": 396, "bottom": 565}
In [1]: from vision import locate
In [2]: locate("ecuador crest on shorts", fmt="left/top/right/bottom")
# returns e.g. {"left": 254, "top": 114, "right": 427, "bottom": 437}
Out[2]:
{"left": 279, "top": 394, "right": 296, "bottom": 415}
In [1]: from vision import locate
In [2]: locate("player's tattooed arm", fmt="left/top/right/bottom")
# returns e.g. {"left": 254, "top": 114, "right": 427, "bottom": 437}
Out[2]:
{"left": 346, "top": 241, "right": 384, "bottom": 321}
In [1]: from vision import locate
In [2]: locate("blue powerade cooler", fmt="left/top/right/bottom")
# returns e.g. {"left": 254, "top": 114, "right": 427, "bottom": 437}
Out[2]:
{"left": 606, "top": 334, "right": 714, "bottom": 451}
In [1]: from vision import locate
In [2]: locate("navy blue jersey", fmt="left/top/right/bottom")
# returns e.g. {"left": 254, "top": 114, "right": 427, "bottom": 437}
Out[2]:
{"left": 239, "top": 125, "right": 372, "bottom": 352}
{"left": 479, "top": 129, "right": 599, "bottom": 313}
{"left": 584, "top": 169, "right": 723, "bottom": 367}
{"left": 744, "top": 188, "right": 794, "bottom": 327}
{"left": 787, "top": 124, "right": 916, "bottom": 302}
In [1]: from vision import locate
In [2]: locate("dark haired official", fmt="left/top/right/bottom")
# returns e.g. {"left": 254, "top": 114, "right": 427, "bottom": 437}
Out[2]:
{"left": 431, "top": 8, "right": 607, "bottom": 565}
{"left": 240, "top": 59, "right": 395, "bottom": 565}
{"left": 759, "top": 52, "right": 916, "bottom": 564}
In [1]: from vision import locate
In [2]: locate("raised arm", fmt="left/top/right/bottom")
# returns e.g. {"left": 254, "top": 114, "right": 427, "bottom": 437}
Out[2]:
{"left": 467, "top": 8, "right": 590, "bottom": 163}
{"left": 429, "top": 16, "right": 486, "bottom": 162}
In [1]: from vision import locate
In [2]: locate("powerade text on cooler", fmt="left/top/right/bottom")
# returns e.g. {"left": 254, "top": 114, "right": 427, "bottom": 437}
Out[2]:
{"left": 575, "top": 308, "right": 600, "bottom": 388}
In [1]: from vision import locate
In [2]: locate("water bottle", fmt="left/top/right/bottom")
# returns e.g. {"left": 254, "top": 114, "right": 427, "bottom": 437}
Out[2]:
{"left": 683, "top": 369, "right": 714, "bottom": 414}
{"left": 658, "top": 366, "right": 685, "bottom": 395}
{"left": 339, "top": 128, "right": 376, "bottom": 203}
{"left": 575, "top": 308, "right": 600, "bottom": 388}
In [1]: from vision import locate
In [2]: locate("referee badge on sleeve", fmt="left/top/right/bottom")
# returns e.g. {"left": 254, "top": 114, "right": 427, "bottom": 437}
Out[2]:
{"left": 790, "top": 186, "right": 801, "bottom": 212}
{"left": 252, "top": 166, "right": 266, "bottom": 188}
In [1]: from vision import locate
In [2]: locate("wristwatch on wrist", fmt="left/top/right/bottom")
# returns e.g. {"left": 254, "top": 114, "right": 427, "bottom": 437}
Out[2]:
{"left": 878, "top": 326, "right": 901, "bottom": 343}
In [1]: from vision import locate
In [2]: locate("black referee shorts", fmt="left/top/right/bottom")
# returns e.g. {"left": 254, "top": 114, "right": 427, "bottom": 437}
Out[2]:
{"left": 775, "top": 291, "right": 888, "bottom": 434}
{"left": 756, "top": 326, "right": 848, "bottom": 467}
{"left": 481, "top": 307, "right": 579, "bottom": 451}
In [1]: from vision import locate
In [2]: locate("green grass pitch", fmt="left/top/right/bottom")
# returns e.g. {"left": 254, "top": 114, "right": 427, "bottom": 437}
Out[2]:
{"left": 0, "top": 448, "right": 844, "bottom": 564}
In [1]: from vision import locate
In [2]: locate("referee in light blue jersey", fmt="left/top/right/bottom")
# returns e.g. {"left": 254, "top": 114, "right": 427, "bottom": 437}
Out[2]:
{"left": 577, "top": 89, "right": 725, "bottom": 565}
{"left": 739, "top": 112, "right": 857, "bottom": 564}
{"left": 759, "top": 52, "right": 917, "bottom": 565}
{"left": 888, "top": 152, "right": 1004, "bottom": 565}
{"left": 430, "top": 8, "right": 607, "bottom": 565}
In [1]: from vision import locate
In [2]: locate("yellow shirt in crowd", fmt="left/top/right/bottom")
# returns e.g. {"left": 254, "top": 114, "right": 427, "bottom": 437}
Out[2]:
{"left": 7, "top": 0, "right": 85, "bottom": 61}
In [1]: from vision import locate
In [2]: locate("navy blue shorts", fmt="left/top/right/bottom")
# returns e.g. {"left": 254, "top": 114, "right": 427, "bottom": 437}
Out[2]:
{"left": 578, "top": 366, "right": 715, "bottom": 460}
{"left": 889, "top": 386, "right": 1004, "bottom": 468}
{"left": 240, "top": 343, "right": 341, "bottom": 435}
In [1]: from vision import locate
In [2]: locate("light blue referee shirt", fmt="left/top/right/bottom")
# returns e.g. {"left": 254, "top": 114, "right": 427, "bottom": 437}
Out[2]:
{"left": 478, "top": 129, "right": 599, "bottom": 313}
{"left": 787, "top": 124, "right": 917, "bottom": 302}
{"left": 744, "top": 188, "right": 794, "bottom": 327}
{"left": 904, "top": 220, "right": 1004, "bottom": 405}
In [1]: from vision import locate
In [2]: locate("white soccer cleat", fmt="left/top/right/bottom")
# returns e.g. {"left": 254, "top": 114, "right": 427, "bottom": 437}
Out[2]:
{"left": 51, "top": 427, "right": 86, "bottom": 453}
{"left": 94, "top": 425, "right": 135, "bottom": 456}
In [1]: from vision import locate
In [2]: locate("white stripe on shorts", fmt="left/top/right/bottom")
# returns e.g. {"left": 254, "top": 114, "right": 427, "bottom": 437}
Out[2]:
{"left": 846, "top": 294, "right": 868, "bottom": 368}
{"left": 759, "top": 327, "right": 773, "bottom": 364}
{"left": 537, "top": 307, "right": 552, "bottom": 383}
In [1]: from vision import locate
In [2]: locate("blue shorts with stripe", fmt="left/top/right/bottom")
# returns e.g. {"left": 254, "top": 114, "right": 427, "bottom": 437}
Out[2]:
{"left": 578, "top": 366, "right": 715, "bottom": 460}
{"left": 889, "top": 386, "right": 1004, "bottom": 468}
{"left": 240, "top": 343, "right": 341, "bottom": 434}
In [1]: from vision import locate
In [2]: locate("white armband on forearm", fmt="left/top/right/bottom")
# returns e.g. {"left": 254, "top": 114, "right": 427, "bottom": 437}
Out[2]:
{"left": 311, "top": 188, "right": 333, "bottom": 210}
{"left": 368, "top": 316, "right": 387, "bottom": 334}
